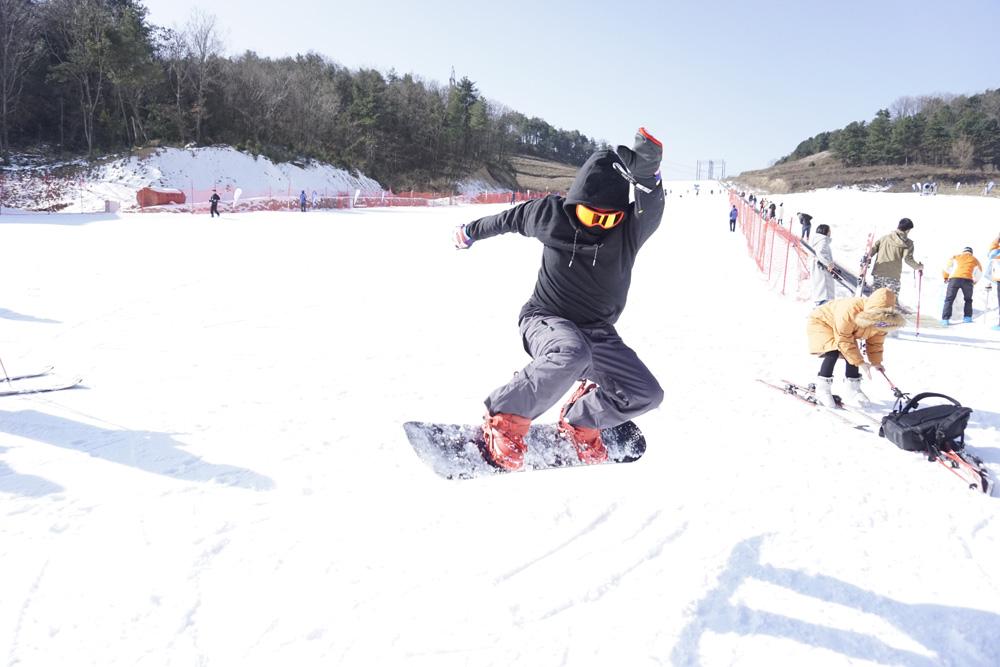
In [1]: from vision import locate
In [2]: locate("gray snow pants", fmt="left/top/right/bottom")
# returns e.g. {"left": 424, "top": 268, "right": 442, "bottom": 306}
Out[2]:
{"left": 484, "top": 314, "right": 663, "bottom": 429}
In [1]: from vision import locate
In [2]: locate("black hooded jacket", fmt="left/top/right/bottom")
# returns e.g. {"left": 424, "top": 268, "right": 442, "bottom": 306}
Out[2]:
{"left": 464, "top": 149, "right": 664, "bottom": 327}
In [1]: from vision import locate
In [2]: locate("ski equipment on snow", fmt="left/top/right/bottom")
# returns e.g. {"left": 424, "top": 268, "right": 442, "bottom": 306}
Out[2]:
{"left": 855, "top": 231, "right": 876, "bottom": 297}
{"left": 403, "top": 420, "right": 645, "bottom": 479}
{"left": 877, "top": 371, "right": 991, "bottom": 494}
{"left": 0, "top": 375, "right": 83, "bottom": 397}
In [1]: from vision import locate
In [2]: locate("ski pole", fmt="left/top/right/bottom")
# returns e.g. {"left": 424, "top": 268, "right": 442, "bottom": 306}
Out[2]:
{"left": 0, "top": 356, "right": 10, "bottom": 387}
{"left": 915, "top": 270, "right": 923, "bottom": 336}
{"left": 878, "top": 368, "right": 908, "bottom": 401}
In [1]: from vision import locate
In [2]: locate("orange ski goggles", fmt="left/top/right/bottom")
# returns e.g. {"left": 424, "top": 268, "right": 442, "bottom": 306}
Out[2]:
{"left": 575, "top": 204, "right": 625, "bottom": 230}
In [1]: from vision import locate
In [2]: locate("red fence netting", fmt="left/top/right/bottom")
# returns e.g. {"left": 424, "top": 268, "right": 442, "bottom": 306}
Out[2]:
{"left": 730, "top": 190, "right": 811, "bottom": 300}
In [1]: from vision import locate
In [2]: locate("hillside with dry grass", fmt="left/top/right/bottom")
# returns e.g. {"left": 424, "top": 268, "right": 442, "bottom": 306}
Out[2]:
{"left": 734, "top": 151, "right": 999, "bottom": 195}
{"left": 477, "top": 155, "right": 579, "bottom": 193}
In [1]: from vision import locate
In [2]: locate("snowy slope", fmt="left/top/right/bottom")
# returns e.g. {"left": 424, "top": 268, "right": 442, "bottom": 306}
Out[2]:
{"left": 2, "top": 146, "right": 382, "bottom": 213}
{"left": 1, "top": 187, "right": 999, "bottom": 666}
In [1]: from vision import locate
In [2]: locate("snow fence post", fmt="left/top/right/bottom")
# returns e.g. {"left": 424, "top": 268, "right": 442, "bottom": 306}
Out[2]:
{"left": 781, "top": 233, "right": 792, "bottom": 296}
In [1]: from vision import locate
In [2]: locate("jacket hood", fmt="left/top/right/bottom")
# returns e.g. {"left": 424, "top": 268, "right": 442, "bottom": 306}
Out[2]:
{"left": 856, "top": 288, "right": 906, "bottom": 331}
{"left": 564, "top": 149, "right": 631, "bottom": 213}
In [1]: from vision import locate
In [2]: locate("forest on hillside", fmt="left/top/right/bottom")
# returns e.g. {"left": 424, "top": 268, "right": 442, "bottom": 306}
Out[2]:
{"left": 0, "top": 0, "right": 604, "bottom": 187}
{"left": 779, "top": 90, "right": 1000, "bottom": 171}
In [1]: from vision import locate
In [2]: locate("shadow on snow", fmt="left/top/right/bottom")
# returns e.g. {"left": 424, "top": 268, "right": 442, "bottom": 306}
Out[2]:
{"left": 0, "top": 409, "right": 274, "bottom": 496}
{"left": 673, "top": 535, "right": 1000, "bottom": 666}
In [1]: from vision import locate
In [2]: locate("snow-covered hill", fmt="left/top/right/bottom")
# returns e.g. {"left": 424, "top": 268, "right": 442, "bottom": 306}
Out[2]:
{"left": 2, "top": 146, "right": 383, "bottom": 213}
{"left": 1, "top": 186, "right": 998, "bottom": 666}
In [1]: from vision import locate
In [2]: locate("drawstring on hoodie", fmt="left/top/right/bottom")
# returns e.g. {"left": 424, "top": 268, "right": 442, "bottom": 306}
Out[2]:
{"left": 568, "top": 228, "right": 603, "bottom": 267}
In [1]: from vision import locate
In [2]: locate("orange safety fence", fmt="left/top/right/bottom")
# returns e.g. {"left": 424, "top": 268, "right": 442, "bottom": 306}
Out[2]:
{"left": 729, "top": 190, "right": 812, "bottom": 300}
{"left": 137, "top": 185, "right": 557, "bottom": 213}
{"left": 0, "top": 170, "right": 558, "bottom": 214}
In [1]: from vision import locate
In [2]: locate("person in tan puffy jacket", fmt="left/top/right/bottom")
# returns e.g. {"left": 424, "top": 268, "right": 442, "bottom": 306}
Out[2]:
{"left": 806, "top": 287, "right": 906, "bottom": 407}
{"left": 941, "top": 247, "right": 982, "bottom": 325}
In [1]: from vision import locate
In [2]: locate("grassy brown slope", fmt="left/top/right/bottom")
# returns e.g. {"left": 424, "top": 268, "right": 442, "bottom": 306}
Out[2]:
{"left": 478, "top": 155, "right": 578, "bottom": 193}
{"left": 735, "top": 151, "right": 999, "bottom": 195}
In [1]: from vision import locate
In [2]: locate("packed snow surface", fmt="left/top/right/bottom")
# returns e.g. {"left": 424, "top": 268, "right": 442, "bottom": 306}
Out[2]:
{"left": 1, "top": 185, "right": 999, "bottom": 666}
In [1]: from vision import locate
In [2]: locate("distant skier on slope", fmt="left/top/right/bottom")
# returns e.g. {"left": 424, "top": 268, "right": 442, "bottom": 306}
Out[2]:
{"left": 729, "top": 204, "right": 738, "bottom": 232}
{"left": 810, "top": 223, "right": 836, "bottom": 306}
{"left": 451, "top": 128, "right": 665, "bottom": 471}
{"left": 806, "top": 287, "right": 906, "bottom": 408}
{"left": 209, "top": 189, "right": 221, "bottom": 217}
{"left": 864, "top": 218, "right": 924, "bottom": 295}
{"left": 940, "top": 247, "right": 982, "bottom": 325}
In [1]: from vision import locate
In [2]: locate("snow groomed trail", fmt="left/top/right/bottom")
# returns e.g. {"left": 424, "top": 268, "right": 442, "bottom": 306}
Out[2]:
{"left": 1, "top": 187, "right": 998, "bottom": 666}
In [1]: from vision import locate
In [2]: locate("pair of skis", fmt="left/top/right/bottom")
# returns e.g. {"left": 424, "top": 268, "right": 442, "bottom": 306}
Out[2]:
{"left": 855, "top": 231, "right": 876, "bottom": 297}
{"left": 0, "top": 366, "right": 82, "bottom": 397}
{"left": 759, "top": 379, "right": 993, "bottom": 495}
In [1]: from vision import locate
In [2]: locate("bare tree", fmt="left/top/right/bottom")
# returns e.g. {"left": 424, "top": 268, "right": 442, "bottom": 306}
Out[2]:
{"left": 889, "top": 96, "right": 919, "bottom": 119}
{"left": 44, "top": 0, "right": 112, "bottom": 156}
{"left": 0, "top": 0, "right": 40, "bottom": 163}
{"left": 951, "top": 136, "right": 975, "bottom": 169}
{"left": 183, "top": 9, "right": 223, "bottom": 144}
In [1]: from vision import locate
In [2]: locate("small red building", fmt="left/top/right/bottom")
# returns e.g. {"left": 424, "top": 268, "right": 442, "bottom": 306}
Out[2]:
{"left": 136, "top": 187, "right": 186, "bottom": 207}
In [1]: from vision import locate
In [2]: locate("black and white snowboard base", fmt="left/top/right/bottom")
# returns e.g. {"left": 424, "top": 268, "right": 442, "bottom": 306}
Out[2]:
{"left": 403, "top": 420, "right": 646, "bottom": 479}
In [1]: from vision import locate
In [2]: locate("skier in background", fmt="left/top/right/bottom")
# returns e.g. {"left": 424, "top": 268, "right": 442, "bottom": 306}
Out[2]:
{"left": 452, "top": 128, "right": 665, "bottom": 471}
{"left": 299, "top": 190, "right": 307, "bottom": 212}
{"left": 806, "top": 288, "right": 906, "bottom": 408}
{"left": 798, "top": 212, "right": 813, "bottom": 241}
{"left": 209, "top": 189, "right": 221, "bottom": 218}
{"left": 864, "top": 218, "right": 924, "bottom": 295}
{"left": 941, "top": 247, "right": 982, "bottom": 325}
{"left": 811, "top": 223, "right": 836, "bottom": 306}
{"left": 729, "top": 204, "right": 738, "bottom": 232}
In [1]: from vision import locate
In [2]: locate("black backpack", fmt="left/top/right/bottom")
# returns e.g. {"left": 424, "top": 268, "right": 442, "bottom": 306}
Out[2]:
{"left": 879, "top": 392, "right": 972, "bottom": 454}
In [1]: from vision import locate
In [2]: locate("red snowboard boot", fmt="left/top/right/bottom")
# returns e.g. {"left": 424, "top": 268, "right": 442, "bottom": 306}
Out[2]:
{"left": 558, "top": 382, "right": 609, "bottom": 464}
{"left": 482, "top": 413, "right": 531, "bottom": 471}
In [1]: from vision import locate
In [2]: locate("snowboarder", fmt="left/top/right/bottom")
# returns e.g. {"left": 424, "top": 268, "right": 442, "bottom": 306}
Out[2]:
{"left": 299, "top": 190, "right": 307, "bottom": 212}
{"left": 811, "top": 223, "right": 836, "bottom": 306}
{"left": 864, "top": 218, "right": 924, "bottom": 295}
{"left": 209, "top": 189, "right": 221, "bottom": 217}
{"left": 451, "top": 128, "right": 665, "bottom": 471}
{"left": 729, "top": 204, "right": 738, "bottom": 232}
{"left": 806, "top": 287, "right": 906, "bottom": 408}
{"left": 798, "top": 212, "right": 813, "bottom": 241}
{"left": 941, "top": 247, "right": 982, "bottom": 325}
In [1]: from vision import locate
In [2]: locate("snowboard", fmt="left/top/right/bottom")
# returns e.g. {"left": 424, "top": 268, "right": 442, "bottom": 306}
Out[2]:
{"left": 403, "top": 420, "right": 646, "bottom": 479}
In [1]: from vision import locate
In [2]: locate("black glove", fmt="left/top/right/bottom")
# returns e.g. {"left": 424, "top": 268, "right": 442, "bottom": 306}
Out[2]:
{"left": 617, "top": 127, "right": 662, "bottom": 180}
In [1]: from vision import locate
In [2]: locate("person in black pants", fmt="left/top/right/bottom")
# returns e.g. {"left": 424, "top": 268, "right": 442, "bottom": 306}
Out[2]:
{"left": 209, "top": 189, "right": 221, "bottom": 217}
{"left": 729, "top": 204, "right": 738, "bottom": 232}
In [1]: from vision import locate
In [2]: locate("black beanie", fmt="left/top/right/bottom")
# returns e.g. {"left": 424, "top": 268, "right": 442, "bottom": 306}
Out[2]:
{"left": 898, "top": 218, "right": 914, "bottom": 231}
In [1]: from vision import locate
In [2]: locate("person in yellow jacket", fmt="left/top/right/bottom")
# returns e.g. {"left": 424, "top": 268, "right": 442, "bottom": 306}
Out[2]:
{"left": 941, "top": 247, "right": 982, "bottom": 325}
{"left": 806, "top": 288, "right": 906, "bottom": 408}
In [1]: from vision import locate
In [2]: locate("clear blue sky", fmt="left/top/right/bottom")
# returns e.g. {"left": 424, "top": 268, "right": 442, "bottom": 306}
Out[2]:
{"left": 142, "top": 0, "right": 1000, "bottom": 178}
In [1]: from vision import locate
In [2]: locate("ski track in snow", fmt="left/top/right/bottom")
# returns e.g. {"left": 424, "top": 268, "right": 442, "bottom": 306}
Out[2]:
{"left": 0, "top": 185, "right": 999, "bottom": 666}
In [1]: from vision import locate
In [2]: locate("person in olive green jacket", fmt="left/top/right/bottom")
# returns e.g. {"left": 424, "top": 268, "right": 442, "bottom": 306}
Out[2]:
{"left": 864, "top": 218, "right": 924, "bottom": 294}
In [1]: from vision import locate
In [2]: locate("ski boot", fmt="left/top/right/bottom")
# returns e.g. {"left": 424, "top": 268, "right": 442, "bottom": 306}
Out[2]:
{"left": 814, "top": 376, "right": 838, "bottom": 408}
{"left": 482, "top": 413, "right": 530, "bottom": 470}
{"left": 844, "top": 377, "right": 871, "bottom": 408}
{"left": 963, "top": 316, "right": 973, "bottom": 323}
{"left": 558, "top": 382, "right": 609, "bottom": 464}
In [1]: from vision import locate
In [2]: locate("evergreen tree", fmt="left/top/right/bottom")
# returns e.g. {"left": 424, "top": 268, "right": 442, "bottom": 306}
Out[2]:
{"left": 832, "top": 121, "right": 868, "bottom": 167}
{"left": 864, "top": 109, "right": 891, "bottom": 165}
